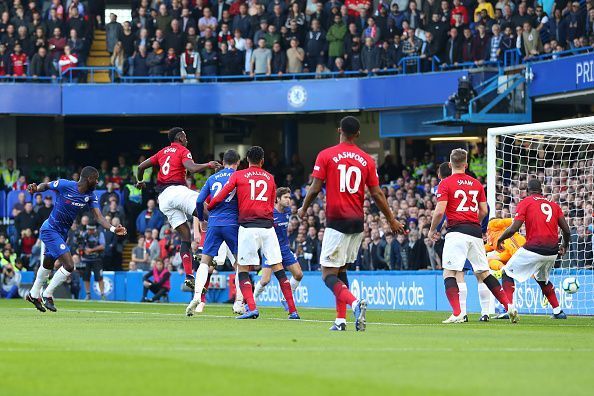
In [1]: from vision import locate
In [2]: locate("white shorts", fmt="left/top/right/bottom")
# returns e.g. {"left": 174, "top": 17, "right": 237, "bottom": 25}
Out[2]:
{"left": 503, "top": 247, "right": 557, "bottom": 283}
{"left": 237, "top": 226, "right": 281, "bottom": 266}
{"left": 320, "top": 228, "right": 363, "bottom": 268}
{"left": 158, "top": 185, "right": 199, "bottom": 229}
{"left": 214, "top": 242, "right": 235, "bottom": 266}
{"left": 442, "top": 232, "right": 489, "bottom": 272}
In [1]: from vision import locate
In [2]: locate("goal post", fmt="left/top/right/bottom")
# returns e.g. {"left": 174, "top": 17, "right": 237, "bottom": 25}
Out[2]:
{"left": 487, "top": 116, "right": 594, "bottom": 315}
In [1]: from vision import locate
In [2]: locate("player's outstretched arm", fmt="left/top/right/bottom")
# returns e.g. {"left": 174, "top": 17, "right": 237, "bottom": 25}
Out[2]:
{"left": 195, "top": 182, "right": 211, "bottom": 221}
{"left": 184, "top": 160, "right": 222, "bottom": 174}
{"left": 558, "top": 216, "right": 571, "bottom": 255}
{"left": 496, "top": 220, "right": 523, "bottom": 251}
{"left": 91, "top": 208, "right": 128, "bottom": 236}
{"left": 298, "top": 178, "right": 323, "bottom": 218}
{"left": 428, "top": 201, "right": 447, "bottom": 241}
{"left": 27, "top": 182, "right": 51, "bottom": 194}
{"left": 369, "top": 185, "right": 404, "bottom": 234}
{"left": 207, "top": 173, "right": 237, "bottom": 210}
{"left": 136, "top": 157, "right": 153, "bottom": 188}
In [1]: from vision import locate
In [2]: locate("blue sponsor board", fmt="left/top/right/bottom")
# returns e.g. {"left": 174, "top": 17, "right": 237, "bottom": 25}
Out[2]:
{"left": 257, "top": 272, "right": 438, "bottom": 311}
{"left": 529, "top": 52, "right": 594, "bottom": 97}
{"left": 16, "top": 270, "right": 594, "bottom": 315}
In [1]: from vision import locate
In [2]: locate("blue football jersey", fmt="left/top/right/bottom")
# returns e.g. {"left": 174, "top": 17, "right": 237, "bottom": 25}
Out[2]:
{"left": 273, "top": 207, "right": 291, "bottom": 248}
{"left": 40, "top": 179, "right": 100, "bottom": 236}
{"left": 196, "top": 168, "right": 238, "bottom": 226}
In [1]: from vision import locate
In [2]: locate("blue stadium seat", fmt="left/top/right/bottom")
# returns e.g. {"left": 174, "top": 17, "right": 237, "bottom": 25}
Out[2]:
{"left": 6, "top": 190, "right": 32, "bottom": 218}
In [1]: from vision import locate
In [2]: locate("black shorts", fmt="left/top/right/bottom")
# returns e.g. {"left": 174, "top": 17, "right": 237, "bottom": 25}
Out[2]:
{"left": 82, "top": 259, "right": 103, "bottom": 282}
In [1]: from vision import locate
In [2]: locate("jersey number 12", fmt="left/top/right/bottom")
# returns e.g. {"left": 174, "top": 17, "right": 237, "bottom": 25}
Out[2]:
{"left": 249, "top": 179, "right": 268, "bottom": 201}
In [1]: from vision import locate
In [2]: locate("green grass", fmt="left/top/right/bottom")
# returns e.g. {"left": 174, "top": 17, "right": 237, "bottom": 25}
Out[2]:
{"left": 1, "top": 299, "right": 593, "bottom": 396}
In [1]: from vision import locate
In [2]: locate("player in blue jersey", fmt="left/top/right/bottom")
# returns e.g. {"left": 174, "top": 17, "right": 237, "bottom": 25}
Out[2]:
{"left": 436, "top": 162, "right": 492, "bottom": 322}
{"left": 252, "top": 187, "right": 303, "bottom": 316}
{"left": 25, "top": 167, "right": 127, "bottom": 312}
{"left": 186, "top": 150, "right": 243, "bottom": 316}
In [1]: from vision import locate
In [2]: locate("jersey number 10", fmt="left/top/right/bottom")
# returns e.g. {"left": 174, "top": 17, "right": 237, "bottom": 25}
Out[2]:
{"left": 338, "top": 164, "right": 362, "bottom": 194}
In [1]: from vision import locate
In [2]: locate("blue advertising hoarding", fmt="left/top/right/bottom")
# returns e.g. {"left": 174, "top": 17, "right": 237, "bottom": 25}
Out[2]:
{"left": 17, "top": 270, "right": 592, "bottom": 315}
{"left": 528, "top": 52, "right": 594, "bottom": 97}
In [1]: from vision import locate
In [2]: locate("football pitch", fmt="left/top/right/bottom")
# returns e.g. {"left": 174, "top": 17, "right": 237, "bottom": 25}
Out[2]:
{"left": 1, "top": 299, "right": 593, "bottom": 396}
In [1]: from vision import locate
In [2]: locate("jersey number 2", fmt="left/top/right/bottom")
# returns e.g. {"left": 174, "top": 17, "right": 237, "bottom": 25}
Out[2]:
{"left": 454, "top": 190, "right": 479, "bottom": 212}
{"left": 212, "top": 182, "right": 236, "bottom": 202}
{"left": 337, "top": 164, "right": 362, "bottom": 194}
{"left": 249, "top": 179, "right": 268, "bottom": 201}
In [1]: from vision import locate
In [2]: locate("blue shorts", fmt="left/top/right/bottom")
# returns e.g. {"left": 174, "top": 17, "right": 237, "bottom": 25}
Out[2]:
{"left": 463, "top": 260, "right": 472, "bottom": 271}
{"left": 202, "top": 225, "right": 238, "bottom": 257}
{"left": 262, "top": 246, "right": 298, "bottom": 268}
{"left": 40, "top": 228, "right": 70, "bottom": 260}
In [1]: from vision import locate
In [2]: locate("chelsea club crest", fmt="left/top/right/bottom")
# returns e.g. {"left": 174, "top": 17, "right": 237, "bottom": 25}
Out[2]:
{"left": 287, "top": 85, "right": 307, "bottom": 108}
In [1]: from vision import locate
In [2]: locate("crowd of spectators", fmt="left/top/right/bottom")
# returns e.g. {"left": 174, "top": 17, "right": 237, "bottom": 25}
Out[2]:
{"left": 0, "top": 0, "right": 105, "bottom": 79}
{"left": 0, "top": 137, "right": 592, "bottom": 300}
{"left": 99, "top": 0, "right": 594, "bottom": 79}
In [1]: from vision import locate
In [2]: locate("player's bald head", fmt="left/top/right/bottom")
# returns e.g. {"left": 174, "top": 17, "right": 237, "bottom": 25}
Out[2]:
{"left": 80, "top": 166, "right": 98, "bottom": 179}
{"left": 527, "top": 178, "right": 542, "bottom": 193}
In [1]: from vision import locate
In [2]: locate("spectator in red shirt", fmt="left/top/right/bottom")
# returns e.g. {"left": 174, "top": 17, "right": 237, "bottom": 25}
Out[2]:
{"left": 345, "top": 0, "right": 370, "bottom": 18}
{"left": 59, "top": 44, "right": 78, "bottom": 78}
{"left": 10, "top": 43, "right": 28, "bottom": 77}
{"left": 106, "top": 166, "right": 123, "bottom": 190}
{"left": 451, "top": 0, "right": 469, "bottom": 26}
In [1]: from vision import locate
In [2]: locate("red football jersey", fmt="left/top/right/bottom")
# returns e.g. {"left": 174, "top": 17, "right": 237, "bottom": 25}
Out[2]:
{"left": 10, "top": 53, "right": 27, "bottom": 76}
{"left": 437, "top": 173, "right": 486, "bottom": 236}
{"left": 150, "top": 142, "right": 193, "bottom": 191}
{"left": 312, "top": 142, "right": 379, "bottom": 233}
{"left": 515, "top": 194, "right": 562, "bottom": 255}
{"left": 208, "top": 166, "right": 276, "bottom": 228}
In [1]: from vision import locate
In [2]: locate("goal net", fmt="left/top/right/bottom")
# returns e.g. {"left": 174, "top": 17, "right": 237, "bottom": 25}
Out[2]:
{"left": 487, "top": 117, "right": 594, "bottom": 316}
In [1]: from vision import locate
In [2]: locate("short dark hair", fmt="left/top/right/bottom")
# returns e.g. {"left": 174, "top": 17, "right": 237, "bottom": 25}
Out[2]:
{"left": 168, "top": 127, "right": 184, "bottom": 143}
{"left": 527, "top": 178, "right": 542, "bottom": 192}
{"left": 340, "top": 116, "right": 360, "bottom": 136}
{"left": 450, "top": 148, "right": 467, "bottom": 168}
{"left": 246, "top": 146, "right": 265, "bottom": 164}
{"left": 438, "top": 162, "right": 451, "bottom": 179}
{"left": 276, "top": 187, "right": 291, "bottom": 199}
{"left": 223, "top": 149, "right": 240, "bottom": 165}
{"left": 80, "top": 166, "right": 98, "bottom": 179}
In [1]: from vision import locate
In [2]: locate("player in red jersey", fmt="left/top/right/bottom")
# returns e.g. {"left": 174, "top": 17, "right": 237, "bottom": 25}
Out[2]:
{"left": 428, "top": 148, "right": 516, "bottom": 323}
{"left": 497, "top": 179, "right": 571, "bottom": 319}
{"left": 298, "top": 116, "right": 404, "bottom": 332}
{"left": 136, "top": 127, "right": 220, "bottom": 290}
{"left": 208, "top": 146, "right": 299, "bottom": 320}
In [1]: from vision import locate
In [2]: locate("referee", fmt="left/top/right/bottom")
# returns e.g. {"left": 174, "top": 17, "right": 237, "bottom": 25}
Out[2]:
{"left": 80, "top": 224, "right": 106, "bottom": 300}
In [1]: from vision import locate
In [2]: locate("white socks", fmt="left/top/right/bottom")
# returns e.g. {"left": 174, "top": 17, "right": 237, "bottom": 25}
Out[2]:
{"left": 43, "top": 267, "right": 70, "bottom": 298}
{"left": 458, "top": 282, "right": 468, "bottom": 316}
{"left": 553, "top": 306, "right": 561, "bottom": 315}
{"left": 478, "top": 282, "right": 492, "bottom": 316}
{"left": 30, "top": 267, "right": 51, "bottom": 298}
{"left": 193, "top": 263, "right": 209, "bottom": 300}
{"left": 290, "top": 277, "right": 300, "bottom": 292}
{"left": 253, "top": 280, "right": 265, "bottom": 298}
